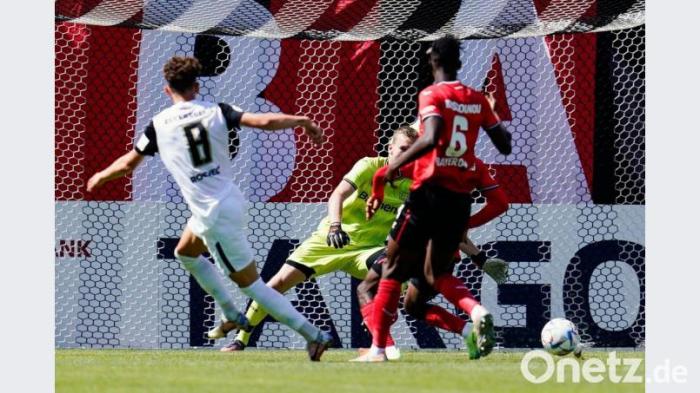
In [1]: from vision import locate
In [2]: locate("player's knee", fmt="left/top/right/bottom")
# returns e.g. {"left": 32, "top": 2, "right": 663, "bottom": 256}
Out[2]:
{"left": 356, "top": 281, "right": 368, "bottom": 297}
{"left": 174, "top": 244, "right": 200, "bottom": 259}
{"left": 356, "top": 281, "right": 373, "bottom": 305}
{"left": 267, "top": 266, "right": 304, "bottom": 293}
{"left": 382, "top": 264, "right": 407, "bottom": 282}
{"left": 174, "top": 250, "right": 198, "bottom": 270}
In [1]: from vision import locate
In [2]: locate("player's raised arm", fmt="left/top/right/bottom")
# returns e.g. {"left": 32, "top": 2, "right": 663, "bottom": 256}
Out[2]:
{"left": 483, "top": 93, "right": 512, "bottom": 155}
{"left": 240, "top": 112, "right": 323, "bottom": 145}
{"left": 468, "top": 185, "right": 509, "bottom": 229}
{"left": 87, "top": 150, "right": 145, "bottom": 192}
{"left": 366, "top": 161, "right": 415, "bottom": 220}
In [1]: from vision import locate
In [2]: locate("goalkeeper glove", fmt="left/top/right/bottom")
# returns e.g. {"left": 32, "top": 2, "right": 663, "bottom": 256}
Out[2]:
{"left": 483, "top": 258, "right": 509, "bottom": 285}
{"left": 326, "top": 222, "right": 350, "bottom": 249}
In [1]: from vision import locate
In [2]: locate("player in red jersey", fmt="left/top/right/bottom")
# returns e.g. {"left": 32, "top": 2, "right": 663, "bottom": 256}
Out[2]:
{"left": 351, "top": 35, "right": 512, "bottom": 362}
{"left": 355, "top": 157, "right": 508, "bottom": 358}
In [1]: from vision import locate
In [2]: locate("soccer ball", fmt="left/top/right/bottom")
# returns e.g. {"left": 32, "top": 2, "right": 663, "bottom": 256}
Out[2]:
{"left": 540, "top": 318, "right": 580, "bottom": 356}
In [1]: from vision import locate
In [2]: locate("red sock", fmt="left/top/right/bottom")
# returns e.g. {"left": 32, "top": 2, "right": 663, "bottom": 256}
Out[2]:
{"left": 371, "top": 279, "right": 401, "bottom": 348}
{"left": 424, "top": 305, "right": 466, "bottom": 334}
{"left": 434, "top": 274, "right": 479, "bottom": 316}
{"left": 361, "top": 301, "right": 395, "bottom": 346}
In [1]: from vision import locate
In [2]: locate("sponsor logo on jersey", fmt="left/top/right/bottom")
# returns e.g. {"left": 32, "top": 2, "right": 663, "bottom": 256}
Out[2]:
{"left": 163, "top": 108, "right": 209, "bottom": 125}
{"left": 190, "top": 166, "right": 221, "bottom": 183}
{"left": 445, "top": 99, "right": 481, "bottom": 114}
{"left": 435, "top": 157, "right": 476, "bottom": 169}
{"left": 358, "top": 191, "right": 399, "bottom": 215}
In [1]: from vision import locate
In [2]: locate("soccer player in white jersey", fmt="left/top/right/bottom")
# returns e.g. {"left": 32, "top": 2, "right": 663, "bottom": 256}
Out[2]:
{"left": 87, "top": 56, "right": 333, "bottom": 360}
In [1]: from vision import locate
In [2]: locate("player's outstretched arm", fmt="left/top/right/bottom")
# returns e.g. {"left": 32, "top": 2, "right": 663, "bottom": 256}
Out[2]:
{"left": 87, "top": 150, "right": 145, "bottom": 192}
{"left": 459, "top": 236, "right": 482, "bottom": 256}
{"left": 240, "top": 112, "right": 323, "bottom": 145}
{"left": 328, "top": 180, "right": 355, "bottom": 224}
{"left": 468, "top": 186, "right": 509, "bottom": 229}
{"left": 459, "top": 235, "right": 509, "bottom": 285}
{"left": 366, "top": 166, "right": 388, "bottom": 220}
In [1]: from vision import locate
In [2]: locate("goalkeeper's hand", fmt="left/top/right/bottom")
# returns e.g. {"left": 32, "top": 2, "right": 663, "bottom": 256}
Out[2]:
{"left": 365, "top": 195, "right": 382, "bottom": 220}
{"left": 482, "top": 258, "right": 509, "bottom": 285}
{"left": 326, "top": 222, "right": 350, "bottom": 249}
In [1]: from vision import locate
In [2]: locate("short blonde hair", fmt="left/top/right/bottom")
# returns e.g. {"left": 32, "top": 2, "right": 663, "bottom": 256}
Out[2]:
{"left": 390, "top": 125, "right": 418, "bottom": 144}
{"left": 409, "top": 118, "right": 420, "bottom": 132}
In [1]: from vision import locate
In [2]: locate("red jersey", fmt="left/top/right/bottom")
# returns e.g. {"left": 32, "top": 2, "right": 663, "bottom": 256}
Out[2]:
{"left": 372, "top": 158, "right": 498, "bottom": 201}
{"left": 413, "top": 81, "right": 500, "bottom": 194}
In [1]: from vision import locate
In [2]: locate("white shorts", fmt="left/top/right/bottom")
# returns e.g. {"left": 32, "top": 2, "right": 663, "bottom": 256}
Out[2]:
{"left": 188, "top": 188, "right": 254, "bottom": 274}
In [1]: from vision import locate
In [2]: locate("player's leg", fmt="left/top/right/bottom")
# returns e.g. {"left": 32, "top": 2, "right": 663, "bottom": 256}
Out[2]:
{"left": 425, "top": 189, "right": 494, "bottom": 359}
{"left": 202, "top": 195, "right": 331, "bottom": 360}
{"left": 354, "top": 250, "right": 399, "bottom": 359}
{"left": 354, "top": 239, "right": 417, "bottom": 360}
{"left": 226, "top": 263, "right": 309, "bottom": 351}
{"left": 429, "top": 250, "right": 494, "bottom": 358}
{"left": 228, "top": 237, "right": 367, "bottom": 351}
{"left": 426, "top": 237, "right": 480, "bottom": 317}
{"left": 356, "top": 266, "right": 380, "bottom": 334}
{"left": 222, "top": 262, "right": 331, "bottom": 360}
{"left": 356, "top": 268, "right": 379, "bottom": 308}
{"left": 174, "top": 226, "right": 248, "bottom": 329}
{"left": 352, "top": 203, "right": 427, "bottom": 362}
{"left": 403, "top": 279, "right": 467, "bottom": 337}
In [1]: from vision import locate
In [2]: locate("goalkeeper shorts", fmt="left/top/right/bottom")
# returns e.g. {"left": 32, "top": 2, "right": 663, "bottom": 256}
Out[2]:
{"left": 286, "top": 232, "right": 383, "bottom": 280}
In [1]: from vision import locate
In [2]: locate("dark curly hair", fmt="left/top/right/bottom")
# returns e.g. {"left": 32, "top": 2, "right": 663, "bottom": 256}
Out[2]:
{"left": 163, "top": 56, "right": 202, "bottom": 93}
{"left": 429, "top": 35, "right": 462, "bottom": 75}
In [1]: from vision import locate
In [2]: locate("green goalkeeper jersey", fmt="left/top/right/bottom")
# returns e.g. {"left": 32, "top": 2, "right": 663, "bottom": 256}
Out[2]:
{"left": 316, "top": 156, "right": 412, "bottom": 247}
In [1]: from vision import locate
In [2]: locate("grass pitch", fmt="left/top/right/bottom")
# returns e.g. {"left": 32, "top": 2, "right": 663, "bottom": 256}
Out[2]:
{"left": 56, "top": 349, "right": 644, "bottom": 393}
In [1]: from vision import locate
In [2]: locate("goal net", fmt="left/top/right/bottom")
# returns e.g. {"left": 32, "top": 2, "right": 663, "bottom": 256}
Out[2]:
{"left": 55, "top": 0, "right": 645, "bottom": 350}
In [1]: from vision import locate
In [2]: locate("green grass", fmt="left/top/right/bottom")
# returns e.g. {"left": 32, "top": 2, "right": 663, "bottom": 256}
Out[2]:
{"left": 56, "top": 349, "right": 644, "bottom": 393}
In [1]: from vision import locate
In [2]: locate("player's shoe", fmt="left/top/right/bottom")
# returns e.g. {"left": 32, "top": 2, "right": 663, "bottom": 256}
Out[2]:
{"left": 349, "top": 352, "right": 388, "bottom": 362}
{"left": 483, "top": 258, "right": 508, "bottom": 285}
{"left": 357, "top": 345, "right": 401, "bottom": 360}
{"left": 306, "top": 331, "right": 334, "bottom": 361}
{"left": 207, "top": 313, "right": 251, "bottom": 340}
{"left": 220, "top": 339, "right": 246, "bottom": 352}
{"left": 466, "top": 305, "right": 495, "bottom": 360}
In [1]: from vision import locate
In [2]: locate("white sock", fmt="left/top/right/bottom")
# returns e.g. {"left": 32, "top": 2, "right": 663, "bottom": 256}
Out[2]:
{"left": 241, "top": 278, "right": 319, "bottom": 342}
{"left": 461, "top": 323, "right": 470, "bottom": 338}
{"left": 176, "top": 253, "right": 240, "bottom": 321}
{"left": 369, "top": 345, "right": 385, "bottom": 356}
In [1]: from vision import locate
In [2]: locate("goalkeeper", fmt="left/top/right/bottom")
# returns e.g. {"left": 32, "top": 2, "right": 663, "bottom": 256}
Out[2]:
{"left": 218, "top": 125, "right": 418, "bottom": 353}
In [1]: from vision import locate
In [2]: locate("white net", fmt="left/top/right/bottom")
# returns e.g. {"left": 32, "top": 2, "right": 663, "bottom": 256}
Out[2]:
{"left": 55, "top": 1, "right": 644, "bottom": 349}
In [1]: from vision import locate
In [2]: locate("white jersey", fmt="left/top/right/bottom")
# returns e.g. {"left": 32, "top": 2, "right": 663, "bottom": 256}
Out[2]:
{"left": 135, "top": 100, "right": 244, "bottom": 228}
